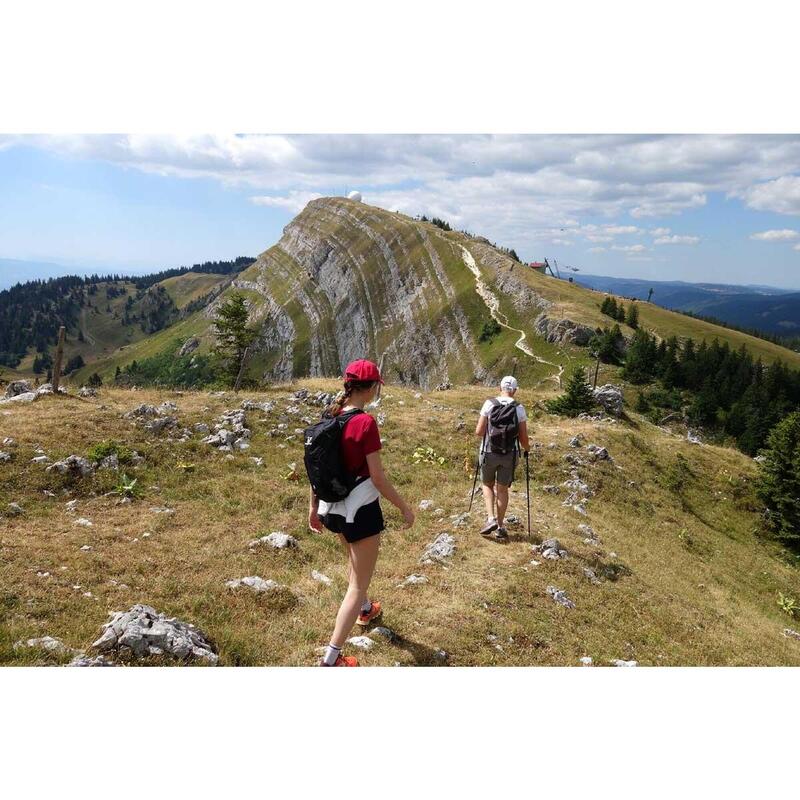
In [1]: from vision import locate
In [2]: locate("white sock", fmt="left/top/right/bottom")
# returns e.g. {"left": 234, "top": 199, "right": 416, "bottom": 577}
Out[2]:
{"left": 361, "top": 599, "right": 372, "bottom": 614}
{"left": 322, "top": 644, "right": 341, "bottom": 666}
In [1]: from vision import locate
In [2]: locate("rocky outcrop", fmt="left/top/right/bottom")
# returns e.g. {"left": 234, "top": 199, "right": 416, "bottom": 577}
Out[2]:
{"left": 534, "top": 312, "right": 596, "bottom": 345}
{"left": 177, "top": 336, "right": 199, "bottom": 356}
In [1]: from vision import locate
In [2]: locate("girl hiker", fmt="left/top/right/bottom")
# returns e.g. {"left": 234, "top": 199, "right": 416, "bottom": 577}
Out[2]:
{"left": 306, "top": 359, "right": 415, "bottom": 666}
{"left": 474, "top": 375, "right": 530, "bottom": 542}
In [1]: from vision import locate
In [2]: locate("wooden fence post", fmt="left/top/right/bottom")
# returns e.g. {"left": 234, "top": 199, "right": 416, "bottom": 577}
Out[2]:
{"left": 52, "top": 326, "right": 66, "bottom": 393}
{"left": 233, "top": 346, "right": 250, "bottom": 393}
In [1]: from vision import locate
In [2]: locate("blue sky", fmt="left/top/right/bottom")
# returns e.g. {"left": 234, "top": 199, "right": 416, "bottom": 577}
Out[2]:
{"left": 1, "top": 135, "right": 800, "bottom": 289}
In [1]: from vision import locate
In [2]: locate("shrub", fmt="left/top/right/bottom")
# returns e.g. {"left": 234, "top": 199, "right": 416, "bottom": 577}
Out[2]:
{"left": 478, "top": 318, "right": 502, "bottom": 343}
{"left": 87, "top": 439, "right": 134, "bottom": 465}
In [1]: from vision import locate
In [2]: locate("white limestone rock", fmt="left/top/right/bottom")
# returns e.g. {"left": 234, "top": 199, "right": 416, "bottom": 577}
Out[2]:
{"left": 225, "top": 576, "right": 282, "bottom": 593}
{"left": 249, "top": 531, "right": 298, "bottom": 549}
{"left": 91, "top": 604, "right": 218, "bottom": 664}
{"left": 546, "top": 585, "right": 575, "bottom": 609}
{"left": 421, "top": 532, "right": 456, "bottom": 564}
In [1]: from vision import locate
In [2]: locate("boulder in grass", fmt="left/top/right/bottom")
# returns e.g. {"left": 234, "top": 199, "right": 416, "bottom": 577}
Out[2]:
{"left": 90, "top": 604, "right": 218, "bottom": 664}
{"left": 593, "top": 384, "right": 623, "bottom": 417}
{"left": 46, "top": 455, "right": 94, "bottom": 477}
{"left": 14, "top": 636, "right": 76, "bottom": 656}
{"left": 399, "top": 574, "right": 429, "bottom": 587}
{"left": 610, "top": 659, "right": 638, "bottom": 667}
{"left": 421, "top": 533, "right": 456, "bottom": 564}
{"left": 369, "top": 626, "right": 397, "bottom": 643}
{"left": 418, "top": 499, "right": 433, "bottom": 511}
{"left": 0, "top": 391, "right": 37, "bottom": 405}
{"left": 311, "top": 570, "right": 332, "bottom": 586}
{"left": 546, "top": 585, "right": 575, "bottom": 609}
{"left": 249, "top": 531, "right": 298, "bottom": 550}
{"left": 225, "top": 576, "right": 282, "bottom": 593}
{"left": 7, "top": 502, "right": 24, "bottom": 516}
{"left": 585, "top": 444, "right": 611, "bottom": 461}
{"left": 346, "top": 635, "right": 375, "bottom": 650}
{"left": 4, "top": 380, "right": 33, "bottom": 398}
{"left": 536, "top": 538, "right": 568, "bottom": 560}
{"left": 78, "top": 386, "right": 98, "bottom": 398}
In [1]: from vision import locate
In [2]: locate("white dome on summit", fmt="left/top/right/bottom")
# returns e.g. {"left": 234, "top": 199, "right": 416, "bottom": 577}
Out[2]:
{"left": 347, "top": 190, "right": 362, "bottom": 202}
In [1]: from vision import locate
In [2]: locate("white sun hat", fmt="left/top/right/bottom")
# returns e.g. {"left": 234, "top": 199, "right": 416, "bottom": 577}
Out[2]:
{"left": 500, "top": 375, "right": 519, "bottom": 391}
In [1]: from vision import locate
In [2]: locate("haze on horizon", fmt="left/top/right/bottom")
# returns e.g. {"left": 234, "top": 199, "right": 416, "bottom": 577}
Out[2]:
{"left": 2, "top": 134, "right": 800, "bottom": 290}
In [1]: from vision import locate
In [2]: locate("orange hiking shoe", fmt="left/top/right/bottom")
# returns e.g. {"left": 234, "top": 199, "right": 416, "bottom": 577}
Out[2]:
{"left": 356, "top": 600, "right": 382, "bottom": 626}
{"left": 319, "top": 654, "right": 359, "bottom": 666}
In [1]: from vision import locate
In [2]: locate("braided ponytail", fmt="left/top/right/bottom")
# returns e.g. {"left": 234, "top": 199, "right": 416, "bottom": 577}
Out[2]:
{"left": 325, "top": 378, "right": 376, "bottom": 417}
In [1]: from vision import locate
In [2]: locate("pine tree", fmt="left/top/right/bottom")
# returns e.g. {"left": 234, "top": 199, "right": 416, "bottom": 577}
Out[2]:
{"left": 625, "top": 303, "right": 639, "bottom": 329}
{"left": 616, "top": 302, "right": 627, "bottom": 323}
{"left": 622, "top": 328, "right": 656, "bottom": 384}
{"left": 212, "top": 292, "right": 257, "bottom": 383}
{"left": 757, "top": 411, "right": 800, "bottom": 551}
{"left": 547, "top": 365, "right": 596, "bottom": 417}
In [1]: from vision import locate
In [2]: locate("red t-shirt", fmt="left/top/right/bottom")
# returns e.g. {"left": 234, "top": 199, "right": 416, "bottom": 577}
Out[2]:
{"left": 341, "top": 412, "right": 382, "bottom": 478}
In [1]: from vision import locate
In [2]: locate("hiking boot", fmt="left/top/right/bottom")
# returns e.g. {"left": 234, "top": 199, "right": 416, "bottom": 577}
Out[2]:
{"left": 319, "top": 654, "right": 359, "bottom": 666}
{"left": 480, "top": 517, "right": 498, "bottom": 536}
{"left": 356, "top": 600, "right": 382, "bottom": 626}
{"left": 492, "top": 527, "right": 510, "bottom": 543}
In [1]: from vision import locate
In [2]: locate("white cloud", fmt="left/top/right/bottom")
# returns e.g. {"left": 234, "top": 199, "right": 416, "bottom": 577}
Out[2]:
{"left": 740, "top": 175, "right": 800, "bottom": 215}
{"left": 587, "top": 246, "right": 606, "bottom": 252}
{"left": 603, "top": 225, "right": 640, "bottom": 235}
{"left": 749, "top": 228, "right": 799, "bottom": 241}
{"left": 654, "top": 234, "right": 701, "bottom": 245}
{"left": 650, "top": 227, "right": 671, "bottom": 236}
{"left": 250, "top": 191, "right": 322, "bottom": 212}
{"left": 794, "top": 243, "right": 800, "bottom": 251}
{"left": 6, "top": 134, "right": 800, "bottom": 251}
{"left": 611, "top": 244, "right": 648, "bottom": 253}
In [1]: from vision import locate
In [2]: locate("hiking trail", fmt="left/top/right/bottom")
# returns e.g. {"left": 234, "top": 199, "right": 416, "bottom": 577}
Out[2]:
{"left": 460, "top": 245, "right": 564, "bottom": 384}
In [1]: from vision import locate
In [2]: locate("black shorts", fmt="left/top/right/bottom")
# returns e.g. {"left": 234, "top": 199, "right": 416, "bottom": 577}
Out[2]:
{"left": 321, "top": 499, "right": 385, "bottom": 544}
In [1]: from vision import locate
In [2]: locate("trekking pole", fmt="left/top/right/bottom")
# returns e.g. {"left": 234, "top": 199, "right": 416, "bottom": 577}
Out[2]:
{"left": 468, "top": 434, "right": 485, "bottom": 512}
{"left": 467, "top": 456, "right": 480, "bottom": 512}
{"left": 524, "top": 450, "right": 531, "bottom": 539}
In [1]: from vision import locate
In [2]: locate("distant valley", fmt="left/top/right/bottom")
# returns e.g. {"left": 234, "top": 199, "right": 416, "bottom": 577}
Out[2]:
{"left": 574, "top": 274, "right": 800, "bottom": 338}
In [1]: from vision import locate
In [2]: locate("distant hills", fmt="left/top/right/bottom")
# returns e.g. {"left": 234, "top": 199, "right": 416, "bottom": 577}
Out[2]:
{"left": 574, "top": 274, "right": 800, "bottom": 336}
{"left": 0, "top": 258, "right": 156, "bottom": 290}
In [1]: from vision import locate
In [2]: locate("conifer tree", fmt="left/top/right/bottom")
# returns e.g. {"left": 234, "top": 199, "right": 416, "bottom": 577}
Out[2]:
{"left": 547, "top": 365, "right": 596, "bottom": 416}
{"left": 212, "top": 292, "right": 257, "bottom": 383}
{"left": 757, "top": 411, "right": 800, "bottom": 551}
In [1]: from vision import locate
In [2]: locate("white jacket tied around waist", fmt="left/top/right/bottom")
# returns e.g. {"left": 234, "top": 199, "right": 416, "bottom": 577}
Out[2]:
{"left": 318, "top": 477, "right": 380, "bottom": 523}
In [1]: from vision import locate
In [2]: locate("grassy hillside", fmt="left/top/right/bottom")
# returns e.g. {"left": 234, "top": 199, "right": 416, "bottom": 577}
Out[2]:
{"left": 2, "top": 382, "right": 798, "bottom": 666}
{"left": 503, "top": 265, "right": 800, "bottom": 370}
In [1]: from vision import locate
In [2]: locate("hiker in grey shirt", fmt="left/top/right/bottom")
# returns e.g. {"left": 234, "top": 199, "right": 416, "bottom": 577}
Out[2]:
{"left": 475, "top": 376, "right": 530, "bottom": 542}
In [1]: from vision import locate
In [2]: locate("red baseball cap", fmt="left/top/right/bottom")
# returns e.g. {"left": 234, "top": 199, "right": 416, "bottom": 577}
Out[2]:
{"left": 344, "top": 359, "right": 384, "bottom": 384}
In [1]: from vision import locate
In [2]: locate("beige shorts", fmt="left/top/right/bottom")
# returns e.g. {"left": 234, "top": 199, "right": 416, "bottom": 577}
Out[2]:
{"left": 481, "top": 451, "right": 517, "bottom": 487}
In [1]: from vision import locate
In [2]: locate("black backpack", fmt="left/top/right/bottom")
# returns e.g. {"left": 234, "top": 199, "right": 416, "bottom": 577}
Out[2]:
{"left": 303, "top": 409, "right": 363, "bottom": 503}
{"left": 485, "top": 399, "right": 519, "bottom": 454}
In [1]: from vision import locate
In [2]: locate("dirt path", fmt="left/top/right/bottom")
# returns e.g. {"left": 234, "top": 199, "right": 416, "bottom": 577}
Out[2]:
{"left": 460, "top": 245, "right": 564, "bottom": 384}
